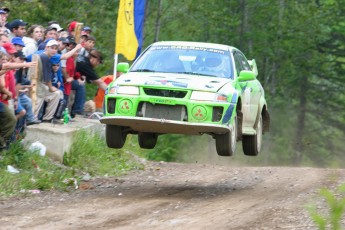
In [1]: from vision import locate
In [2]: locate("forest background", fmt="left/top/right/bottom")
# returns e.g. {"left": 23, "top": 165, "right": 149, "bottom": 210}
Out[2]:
{"left": 3, "top": 0, "right": 345, "bottom": 167}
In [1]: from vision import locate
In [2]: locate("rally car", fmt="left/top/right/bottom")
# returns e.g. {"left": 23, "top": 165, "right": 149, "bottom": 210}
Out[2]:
{"left": 100, "top": 41, "right": 270, "bottom": 156}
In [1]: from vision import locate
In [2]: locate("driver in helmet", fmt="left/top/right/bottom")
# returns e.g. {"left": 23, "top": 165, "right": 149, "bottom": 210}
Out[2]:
{"left": 203, "top": 54, "right": 228, "bottom": 78}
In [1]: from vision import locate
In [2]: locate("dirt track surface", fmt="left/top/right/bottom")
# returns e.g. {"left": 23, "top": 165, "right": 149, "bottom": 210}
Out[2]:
{"left": 1, "top": 161, "right": 345, "bottom": 230}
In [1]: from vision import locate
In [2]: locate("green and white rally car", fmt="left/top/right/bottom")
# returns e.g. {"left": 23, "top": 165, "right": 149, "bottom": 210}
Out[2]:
{"left": 100, "top": 41, "right": 270, "bottom": 156}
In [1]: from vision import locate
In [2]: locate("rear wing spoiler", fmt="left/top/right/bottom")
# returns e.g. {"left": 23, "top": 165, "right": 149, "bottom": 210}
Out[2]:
{"left": 248, "top": 59, "right": 258, "bottom": 77}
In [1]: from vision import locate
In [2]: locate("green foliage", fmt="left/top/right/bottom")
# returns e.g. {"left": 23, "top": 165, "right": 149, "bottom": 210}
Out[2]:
{"left": 0, "top": 130, "right": 143, "bottom": 198}
{"left": 64, "top": 129, "right": 143, "bottom": 176}
{"left": 308, "top": 184, "right": 345, "bottom": 230}
{"left": 145, "top": 134, "right": 192, "bottom": 162}
{"left": 0, "top": 142, "right": 76, "bottom": 196}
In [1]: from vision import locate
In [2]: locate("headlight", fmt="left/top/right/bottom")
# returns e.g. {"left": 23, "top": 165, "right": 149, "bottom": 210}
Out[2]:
{"left": 190, "top": 91, "right": 228, "bottom": 102}
{"left": 108, "top": 86, "right": 139, "bottom": 95}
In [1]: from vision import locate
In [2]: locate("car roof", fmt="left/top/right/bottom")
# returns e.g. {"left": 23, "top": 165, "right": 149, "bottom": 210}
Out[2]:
{"left": 151, "top": 41, "right": 236, "bottom": 52}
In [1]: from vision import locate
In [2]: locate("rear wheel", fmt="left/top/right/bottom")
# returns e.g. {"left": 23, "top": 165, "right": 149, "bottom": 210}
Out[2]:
{"left": 242, "top": 114, "right": 262, "bottom": 156}
{"left": 138, "top": 132, "right": 158, "bottom": 149}
{"left": 215, "top": 116, "right": 237, "bottom": 156}
{"left": 106, "top": 125, "right": 127, "bottom": 148}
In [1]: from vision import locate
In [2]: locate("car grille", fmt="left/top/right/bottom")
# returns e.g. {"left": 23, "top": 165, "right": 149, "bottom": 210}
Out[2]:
{"left": 143, "top": 88, "right": 187, "bottom": 98}
{"left": 137, "top": 102, "right": 187, "bottom": 121}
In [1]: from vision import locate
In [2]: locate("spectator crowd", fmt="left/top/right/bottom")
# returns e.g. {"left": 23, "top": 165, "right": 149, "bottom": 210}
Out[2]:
{"left": 0, "top": 6, "right": 108, "bottom": 151}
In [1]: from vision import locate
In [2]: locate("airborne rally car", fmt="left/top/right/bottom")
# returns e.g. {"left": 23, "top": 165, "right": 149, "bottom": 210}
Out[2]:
{"left": 100, "top": 41, "right": 270, "bottom": 156}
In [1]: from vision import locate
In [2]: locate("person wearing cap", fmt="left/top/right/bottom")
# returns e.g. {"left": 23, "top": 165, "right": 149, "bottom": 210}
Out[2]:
{"left": 0, "top": 7, "right": 10, "bottom": 15}
{"left": 50, "top": 23, "right": 63, "bottom": 33}
{"left": 57, "top": 37, "right": 69, "bottom": 54}
{"left": 77, "top": 35, "right": 96, "bottom": 63}
{"left": 81, "top": 26, "right": 92, "bottom": 36}
{"left": 68, "top": 21, "right": 78, "bottom": 37}
{"left": 37, "top": 26, "right": 58, "bottom": 51}
{"left": 0, "top": 47, "right": 28, "bottom": 136}
{"left": 2, "top": 42, "right": 17, "bottom": 56}
{"left": 0, "top": 10, "right": 8, "bottom": 33}
{"left": 61, "top": 36, "right": 78, "bottom": 107}
{"left": 22, "top": 24, "right": 44, "bottom": 56}
{"left": 0, "top": 8, "right": 10, "bottom": 33}
{"left": 11, "top": 36, "right": 25, "bottom": 52}
{"left": 7, "top": 19, "right": 27, "bottom": 40}
{"left": 71, "top": 48, "right": 107, "bottom": 117}
{"left": 32, "top": 39, "right": 82, "bottom": 122}
{"left": 50, "top": 56, "right": 64, "bottom": 93}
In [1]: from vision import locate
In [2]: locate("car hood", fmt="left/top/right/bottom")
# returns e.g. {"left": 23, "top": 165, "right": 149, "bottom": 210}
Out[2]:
{"left": 115, "top": 72, "right": 232, "bottom": 92}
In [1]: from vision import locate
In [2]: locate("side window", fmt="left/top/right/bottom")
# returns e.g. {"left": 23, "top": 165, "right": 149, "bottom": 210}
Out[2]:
{"left": 234, "top": 53, "right": 244, "bottom": 77}
{"left": 237, "top": 52, "right": 251, "bottom": 71}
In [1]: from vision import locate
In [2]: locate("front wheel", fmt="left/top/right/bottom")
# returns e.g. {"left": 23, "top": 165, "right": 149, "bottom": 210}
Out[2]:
{"left": 138, "top": 132, "right": 158, "bottom": 149}
{"left": 242, "top": 114, "right": 262, "bottom": 156}
{"left": 215, "top": 116, "right": 237, "bottom": 156}
{"left": 106, "top": 125, "right": 127, "bottom": 148}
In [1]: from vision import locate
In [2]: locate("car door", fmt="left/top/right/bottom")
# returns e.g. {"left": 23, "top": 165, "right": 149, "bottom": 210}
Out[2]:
{"left": 233, "top": 51, "right": 261, "bottom": 128}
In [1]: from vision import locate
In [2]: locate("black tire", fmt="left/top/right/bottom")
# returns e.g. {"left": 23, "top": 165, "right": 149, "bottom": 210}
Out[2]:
{"left": 138, "top": 132, "right": 158, "bottom": 149}
{"left": 242, "top": 114, "right": 262, "bottom": 156}
{"left": 215, "top": 116, "right": 237, "bottom": 156}
{"left": 106, "top": 125, "right": 127, "bottom": 148}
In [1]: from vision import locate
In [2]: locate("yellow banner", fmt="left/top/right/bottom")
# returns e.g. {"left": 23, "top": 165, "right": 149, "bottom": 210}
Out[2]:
{"left": 115, "top": 0, "right": 139, "bottom": 61}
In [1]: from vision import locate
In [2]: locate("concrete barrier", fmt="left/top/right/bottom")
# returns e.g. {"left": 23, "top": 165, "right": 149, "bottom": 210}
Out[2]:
{"left": 24, "top": 117, "right": 103, "bottom": 163}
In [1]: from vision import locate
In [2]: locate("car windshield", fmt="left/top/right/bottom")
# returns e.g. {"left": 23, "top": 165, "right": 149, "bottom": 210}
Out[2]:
{"left": 131, "top": 45, "right": 233, "bottom": 79}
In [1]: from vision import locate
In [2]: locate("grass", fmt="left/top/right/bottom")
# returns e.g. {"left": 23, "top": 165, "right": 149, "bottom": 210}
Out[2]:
{"left": 307, "top": 184, "right": 345, "bottom": 230}
{"left": 0, "top": 129, "right": 144, "bottom": 198}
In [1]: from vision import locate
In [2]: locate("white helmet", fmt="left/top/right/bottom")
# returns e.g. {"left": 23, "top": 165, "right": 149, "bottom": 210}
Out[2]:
{"left": 204, "top": 55, "right": 224, "bottom": 72}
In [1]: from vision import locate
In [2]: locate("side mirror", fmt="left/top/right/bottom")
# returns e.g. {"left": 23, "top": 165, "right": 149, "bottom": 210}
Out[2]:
{"left": 117, "top": 62, "right": 130, "bottom": 73}
{"left": 238, "top": 70, "right": 256, "bottom": 81}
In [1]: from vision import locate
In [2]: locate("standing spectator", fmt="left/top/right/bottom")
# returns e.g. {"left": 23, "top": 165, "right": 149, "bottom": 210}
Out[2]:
{"left": 37, "top": 26, "right": 58, "bottom": 50}
{"left": 94, "top": 75, "right": 115, "bottom": 112}
{"left": 0, "top": 10, "right": 8, "bottom": 34}
{"left": 49, "top": 23, "right": 63, "bottom": 39}
{"left": 0, "top": 7, "right": 10, "bottom": 34}
{"left": 76, "top": 35, "right": 96, "bottom": 62}
{"left": 0, "top": 7, "right": 10, "bottom": 20}
{"left": 81, "top": 26, "right": 92, "bottom": 36}
{"left": 68, "top": 21, "right": 78, "bottom": 37}
{"left": 7, "top": 19, "right": 27, "bottom": 40}
{"left": 71, "top": 49, "right": 107, "bottom": 117}
{"left": 11, "top": 36, "right": 25, "bottom": 52}
{"left": 61, "top": 37, "right": 77, "bottom": 106}
{"left": 22, "top": 24, "right": 44, "bottom": 56}
{"left": 57, "top": 37, "right": 69, "bottom": 54}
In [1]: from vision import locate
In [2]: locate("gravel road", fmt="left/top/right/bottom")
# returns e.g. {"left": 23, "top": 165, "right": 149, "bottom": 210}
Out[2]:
{"left": 1, "top": 161, "right": 345, "bottom": 230}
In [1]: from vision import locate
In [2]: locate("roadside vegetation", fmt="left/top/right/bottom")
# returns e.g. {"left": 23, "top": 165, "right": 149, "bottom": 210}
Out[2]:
{"left": 308, "top": 184, "right": 345, "bottom": 230}
{"left": 0, "top": 129, "right": 143, "bottom": 198}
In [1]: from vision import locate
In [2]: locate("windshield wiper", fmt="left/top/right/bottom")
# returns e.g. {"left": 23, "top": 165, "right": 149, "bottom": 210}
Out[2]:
{"left": 183, "top": 71, "right": 217, "bottom": 77}
{"left": 131, "top": 69, "right": 156, "bottom": 72}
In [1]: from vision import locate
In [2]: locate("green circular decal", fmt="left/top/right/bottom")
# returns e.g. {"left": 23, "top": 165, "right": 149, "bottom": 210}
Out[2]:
{"left": 118, "top": 99, "right": 132, "bottom": 114}
{"left": 192, "top": 106, "right": 207, "bottom": 121}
